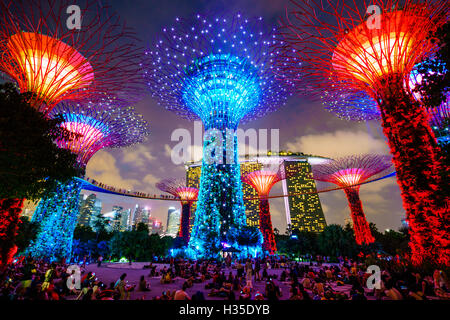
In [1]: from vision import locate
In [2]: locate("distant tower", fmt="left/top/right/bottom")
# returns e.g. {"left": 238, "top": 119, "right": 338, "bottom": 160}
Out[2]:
{"left": 156, "top": 178, "right": 199, "bottom": 245}
{"left": 242, "top": 164, "right": 294, "bottom": 254}
{"left": 312, "top": 155, "right": 392, "bottom": 245}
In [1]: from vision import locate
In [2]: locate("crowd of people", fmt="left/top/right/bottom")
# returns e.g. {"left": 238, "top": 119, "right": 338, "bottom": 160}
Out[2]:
{"left": 1, "top": 255, "right": 448, "bottom": 301}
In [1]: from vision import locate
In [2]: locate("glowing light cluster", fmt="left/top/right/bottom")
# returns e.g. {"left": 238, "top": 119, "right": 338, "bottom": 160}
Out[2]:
{"left": 0, "top": 0, "right": 145, "bottom": 114}
{"left": 6, "top": 32, "right": 94, "bottom": 107}
{"left": 409, "top": 62, "right": 449, "bottom": 145}
{"left": 278, "top": 0, "right": 449, "bottom": 265}
{"left": 313, "top": 155, "right": 392, "bottom": 189}
{"left": 321, "top": 86, "right": 381, "bottom": 122}
{"left": 156, "top": 178, "right": 199, "bottom": 244}
{"left": 312, "top": 155, "right": 392, "bottom": 245}
{"left": 28, "top": 179, "right": 85, "bottom": 262}
{"left": 28, "top": 102, "right": 149, "bottom": 261}
{"left": 242, "top": 167, "right": 286, "bottom": 197}
{"left": 50, "top": 100, "right": 150, "bottom": 167}
{"left": 143, "top": 13, "right": 298, "bottom": 126}
{"left": 144, "top": 13, "right": 296, "bottom": 258}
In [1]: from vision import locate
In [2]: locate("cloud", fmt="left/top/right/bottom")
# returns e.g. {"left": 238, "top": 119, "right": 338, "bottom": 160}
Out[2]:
{"left": 121, "top": 145, "right": 156, "bottom": 167}
{"left": 284, "top": 130, "right": 389, "bottom": 158}
{"left": 142, "top": 173, "right": 160, "bottom": 193}
{"left": 86, "top": 150, "right": 141, "bottom": 190}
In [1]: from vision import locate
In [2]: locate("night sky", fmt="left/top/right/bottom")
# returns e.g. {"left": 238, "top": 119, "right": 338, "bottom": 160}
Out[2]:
{"left": 81, "top": 0, "right": 406, "bottom": 233}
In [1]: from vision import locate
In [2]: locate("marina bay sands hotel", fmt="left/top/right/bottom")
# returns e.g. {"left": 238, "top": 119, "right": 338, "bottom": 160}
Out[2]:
{"left": 185, "top": 151, "right": 328, "bottom": 234}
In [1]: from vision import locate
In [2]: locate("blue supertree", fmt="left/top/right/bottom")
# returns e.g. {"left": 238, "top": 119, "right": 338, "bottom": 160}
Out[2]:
{"left": 27, "top": 100, "right": 149, "bottom": 262}
{"left": 143, "top": 13, "right": 297, "bottom": 258}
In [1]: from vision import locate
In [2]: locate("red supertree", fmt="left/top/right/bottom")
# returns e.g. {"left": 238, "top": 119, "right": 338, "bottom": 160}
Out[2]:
{"left": 0, "top": 0, "right": 144, "bottom": 114}
{"left": 312, "top": 155, "right": 393, "bottom": 245}
{"left": 156, "top": 178, "right": 199, "bottom": 245}
{"left": 241, "top": 164, "right": 293, "bottom": 254}
{"left": 277, "top": 0, "right": 449, "bottom": 265}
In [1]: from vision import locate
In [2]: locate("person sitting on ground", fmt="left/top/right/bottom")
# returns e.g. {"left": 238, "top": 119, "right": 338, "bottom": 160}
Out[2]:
{"left": 174, "top": 282, "right": 191, "bottom": 300}
{"left": 138, "top": 276, "right": 150, "bottom": 292}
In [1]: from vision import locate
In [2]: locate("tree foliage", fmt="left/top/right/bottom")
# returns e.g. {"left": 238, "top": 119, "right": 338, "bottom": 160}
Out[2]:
{"left": 0, "top": 83, "right": 83, "bottom": 200}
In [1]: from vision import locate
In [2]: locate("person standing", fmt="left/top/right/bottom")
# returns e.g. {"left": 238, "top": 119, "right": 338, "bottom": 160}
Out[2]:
{"left": 97, "top": 255, "right": 103, "bottom": 268}
{"left": 254, "top": 259, "right": 261, "bottom": 282}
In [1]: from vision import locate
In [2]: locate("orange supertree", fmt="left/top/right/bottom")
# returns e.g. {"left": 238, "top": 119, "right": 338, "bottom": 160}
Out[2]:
{"left": 156, "top": 179, "right": 199, "bottom": 245}
{"left": 277, "top": 0, "right": 449, "bottom": 265}
{"left": 241, "top": 164, "right": 293, "bottom": 254}
{"left": 312, "top": 155, "right": 393, "bottom": 245}
{"left": 0, "top": 0, "right": 144, "bottom": 115}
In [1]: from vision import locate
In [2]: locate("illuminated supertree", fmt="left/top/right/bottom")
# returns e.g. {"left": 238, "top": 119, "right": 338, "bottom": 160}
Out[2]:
{"left": 0, "top": 0, "right": 144, "bottom": 114}
{"left": 27, "top": 101, "right": 150, "bottom": 261}
{"left": 143, "top": 13, "right": 297, "bottom": 257}
{"left": 277, "top": 0, "right": 449, "bottom": 265}
{"left": 156, "top": 178, "right": 199, "bottom": 245}
{"left": 312, "top": 155, "right": 392, "bottom": 245}
{"left": 241, "top": 164, "right": 293, "bottom": 254}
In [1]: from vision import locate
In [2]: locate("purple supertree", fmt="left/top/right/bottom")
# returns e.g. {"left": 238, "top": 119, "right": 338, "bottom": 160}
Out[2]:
{"left": 143, "top": 13, "right": 298, "bottom": 258}
{"left": 156, "top": 178, "right": 199, "bottom": 245}
{"left": 27, "top": 100, "right": 150, "bottom": 261}
{"left": 312, "top": 154, "right": 392, "bottom": 245}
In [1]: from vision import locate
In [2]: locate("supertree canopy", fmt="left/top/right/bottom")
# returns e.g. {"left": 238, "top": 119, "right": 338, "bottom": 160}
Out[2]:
{"left": 27, "top": 101, "right": 149, "bottom": 261}
{"left": 144, "top": 13, "right": 297, "bottom": 258}
{"left": 312, "top": 155, "right": 392, "bottom": 245}
{"left": 409, "top": 63, "right": 450, "bottom": 146}
{"left": 156, "top": 178, "right": 199, "bottom": 245}
{"left": 0, "top": 0, "right": 144, "bottom": 114}
{"left": 241, "top": 164, "right": 293, "bottom": 254}
{"left": 277, "top": 0, "right": 449, "bottom": 265}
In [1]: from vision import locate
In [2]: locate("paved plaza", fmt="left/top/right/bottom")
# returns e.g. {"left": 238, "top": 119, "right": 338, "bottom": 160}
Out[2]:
{"left": 74, "top": 262, "right": 375, "bottom": 300}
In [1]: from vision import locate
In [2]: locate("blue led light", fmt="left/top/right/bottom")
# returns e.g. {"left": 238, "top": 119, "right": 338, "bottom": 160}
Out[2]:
{"left": 144, "top": 13, "right": 297, "bottom": 258}
{"left": 182, "top": 54, "right": 262, "bottom": 129}
{"left": 27, "top": 178, "right": 85, "bottom": 262}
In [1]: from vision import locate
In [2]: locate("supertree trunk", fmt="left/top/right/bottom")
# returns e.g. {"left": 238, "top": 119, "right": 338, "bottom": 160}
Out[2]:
{"left": 189, "top": 128, "right": 247, "bottom": 257}
{"left": 26, "top": 178, "right": 84, "bottom": 262}
{"left": 259, "top": 198, "right": 277, "bottom": 254}
{"left": 179, "top": 202, "right": 192, "bottom": 245}
{"left": 0, "top": 198, "right": 24, "bottom": 267}
{"left": 376, "top": 75, "right": 449, "bottom": 265}
{"left": 343, "top": 188, "right": 375, "bottom": 246}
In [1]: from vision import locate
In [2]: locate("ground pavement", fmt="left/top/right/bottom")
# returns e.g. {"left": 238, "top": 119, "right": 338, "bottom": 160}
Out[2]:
{"left": 70, "top": 262, "right": 377, "bottom": 300}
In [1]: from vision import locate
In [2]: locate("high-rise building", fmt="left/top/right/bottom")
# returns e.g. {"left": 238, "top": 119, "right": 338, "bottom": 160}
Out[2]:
{"left": 186, "top": 164, "right": 201, "bottom": 233}
{"left": 166, "top": 207, "right": 181, "bottom": 238}
{"left": 77, "top": 193, "right": 97, "bottom": 227}
{"left": 240, "top": 162, "right": 263, "bottom": 227}
{"left": 89, "top": 198, "right": 103, "bottom": 231}
{"left": 129, "top": 204, "right": 152, "bottom": 230}
{"left": 283, "top": 159, "right": 327, "bottom": 233}
{"left": 186, "top": 151, "right": 328, "bottom": 234}
{"left": 111, "top": 205, "right": 124, "bottom": 232}
{"left": 120, "top": 208, "right": 131, "bottom": 231}
{"left": 148, "top": 217, "right": 163, "bottom": 235}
